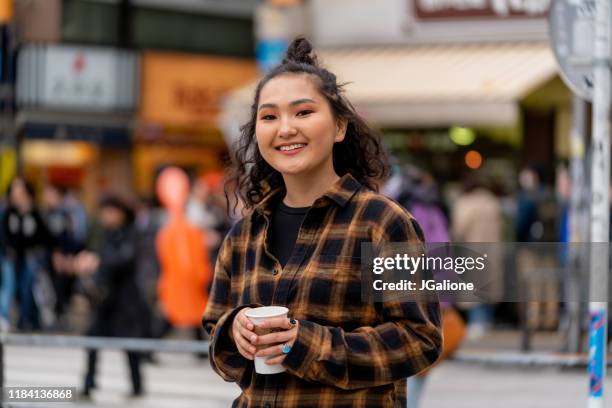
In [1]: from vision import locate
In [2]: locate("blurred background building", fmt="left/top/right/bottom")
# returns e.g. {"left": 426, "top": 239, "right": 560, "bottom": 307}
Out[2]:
{"left": 10, "top": 0, "right": 259, "bottom": 209}
{"left": 1, "top": 0, "right": 572, "bottom": 215}
{"left": 226, "top": 0, "right": 568, "bottom": 222}
{"left": 0, "top": 0, "right": 588, "bottom": 322}
{"left": 2, "top": 1, "right": 610, "bottom": 406}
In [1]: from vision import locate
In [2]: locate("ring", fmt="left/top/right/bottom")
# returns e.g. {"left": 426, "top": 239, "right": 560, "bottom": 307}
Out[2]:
{"left": 288, "top": 318, "right": 297, "bottom": 327}
{"left": 281, "top": 343, "right": 292, "bottom": 354}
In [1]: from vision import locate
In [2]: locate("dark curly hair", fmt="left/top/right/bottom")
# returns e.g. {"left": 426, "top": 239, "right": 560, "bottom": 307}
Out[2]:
{"left": 227, "top": 37, "right": 389, "bottom": 211}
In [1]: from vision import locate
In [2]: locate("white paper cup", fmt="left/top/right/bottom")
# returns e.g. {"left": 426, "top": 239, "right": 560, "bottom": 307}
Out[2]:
{"left": 245, "top": 306, "right": 289, "bottom": 374}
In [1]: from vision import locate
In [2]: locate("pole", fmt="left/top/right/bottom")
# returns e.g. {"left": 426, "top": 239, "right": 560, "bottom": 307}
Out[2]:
{"left": 588, "top": 0, "right": 611, "bottom": 406}
{"left": 0, "top": 339, "right": 4, "bottom": 408}
{"left": 566, "top": 96, "right": 588, "bottom": 353}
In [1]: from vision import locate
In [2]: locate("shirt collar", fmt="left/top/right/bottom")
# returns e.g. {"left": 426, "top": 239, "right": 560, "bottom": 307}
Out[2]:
{"left": 253, "top": 173, "right": 362, "bottom": 216}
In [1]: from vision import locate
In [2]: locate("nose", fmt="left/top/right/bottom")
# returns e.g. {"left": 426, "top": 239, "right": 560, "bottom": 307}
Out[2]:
{"left": 278, "top": 115, "right": 297, "bottom": 138}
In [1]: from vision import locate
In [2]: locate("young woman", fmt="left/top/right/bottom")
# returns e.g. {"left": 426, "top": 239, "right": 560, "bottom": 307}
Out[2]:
{"left": 202, "top": 37, "right": 442, "bottom": 407}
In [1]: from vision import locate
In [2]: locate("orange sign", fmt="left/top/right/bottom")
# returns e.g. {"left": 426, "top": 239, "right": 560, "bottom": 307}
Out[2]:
{"left": 140, "top": 52, "right": 258, "bottom": 128}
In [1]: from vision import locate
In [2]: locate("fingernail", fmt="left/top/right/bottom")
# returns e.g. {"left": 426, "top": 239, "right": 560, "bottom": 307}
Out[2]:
{"left": 250, "top": 335, "right": 256, "bottom": 343}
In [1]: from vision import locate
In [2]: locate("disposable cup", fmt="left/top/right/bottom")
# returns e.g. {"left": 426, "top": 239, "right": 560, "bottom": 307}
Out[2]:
{"left": 244, "top": 306, "right": 289, "bottom": 374}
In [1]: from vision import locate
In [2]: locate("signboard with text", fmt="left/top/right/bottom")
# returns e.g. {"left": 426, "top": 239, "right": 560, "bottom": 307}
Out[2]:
{"left": 17, "top": 45, "right": 138, "bottom": 111}
{"left": 139, "top": 52, "right": 258, "bottom": 128}
{"left": 413, "top": 0, "right": 551, "bottom": 20}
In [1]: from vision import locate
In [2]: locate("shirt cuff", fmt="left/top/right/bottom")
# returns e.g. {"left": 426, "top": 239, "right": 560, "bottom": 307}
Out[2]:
{"left": 282, "top": 319, "right": 323, "bottom": 376}
{"left": 209, "top": 303, "right": 261, "bottom": 381}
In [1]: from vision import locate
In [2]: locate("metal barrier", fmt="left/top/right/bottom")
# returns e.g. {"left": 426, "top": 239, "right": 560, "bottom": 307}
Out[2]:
{"left": 0, "top": 333, "right": 209, "bottom": 392}
{"left": 451, "top": 350, "right": 599, "bottom": 368}
{"left": 1, "top": 332, "right": 607, "bottom": 402}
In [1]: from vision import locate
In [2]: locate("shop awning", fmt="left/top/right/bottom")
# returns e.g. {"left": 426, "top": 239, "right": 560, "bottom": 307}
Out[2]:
{"left": 221, "top": 42, "right": 558, "bottom": 130}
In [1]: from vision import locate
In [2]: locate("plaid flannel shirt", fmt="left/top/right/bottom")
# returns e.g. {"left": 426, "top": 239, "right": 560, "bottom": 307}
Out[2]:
{"left": 202, "top": 173, "right": 442, "bottom": 408}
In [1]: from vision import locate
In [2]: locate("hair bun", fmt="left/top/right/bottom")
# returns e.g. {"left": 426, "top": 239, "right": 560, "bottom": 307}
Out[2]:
{"left": 282, "top": 36, "right": 317, "bottom": 65}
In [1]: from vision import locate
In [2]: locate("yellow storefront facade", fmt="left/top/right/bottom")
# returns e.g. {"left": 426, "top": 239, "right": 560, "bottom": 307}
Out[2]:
{"left": 134, "top": 51, "right": 258, "bottom": 194}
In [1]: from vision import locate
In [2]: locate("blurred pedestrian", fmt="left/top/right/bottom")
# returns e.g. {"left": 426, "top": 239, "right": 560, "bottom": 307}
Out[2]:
{"left": 452, "top": 176, "right": 503, "bottom": 339}
{"left": 202, "top": 37, "right": 441, "bottom": 407}
{"left": 186, "top": 176, "right": 217, "bottom": 234}
{"left": 156, "top": 167, "right": 212, "bottom": 354}
{"left": 515, "top": 166, "right": 560, "bottom": 330}
{"left": 41, "top": 184, "right": 77, "bottom": 329}
{"left": 186, "top": 174, "right": 225, "bottom": 273}
{"left": 63, "top": 189, "right": 88, "bottom": 249}
{"left": 76, "top": 196, "right": 148, "bottom": 399}
{"left": 1, "top": 177, "right": 54, "bottom": 331}
{"left": 390, "top": 165, "right": 450, "bottom": 243}
{"left": 134, "top": 195, "right": 163, "bottom": 346}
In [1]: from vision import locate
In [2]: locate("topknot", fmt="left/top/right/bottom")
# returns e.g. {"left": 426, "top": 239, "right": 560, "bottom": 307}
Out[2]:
{"left": 282, "top": 36, "right": 318, "bottom": 66}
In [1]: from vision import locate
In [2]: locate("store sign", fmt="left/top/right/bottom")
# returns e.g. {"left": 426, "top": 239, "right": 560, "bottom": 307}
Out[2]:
{"left": 17, "top": 45, "right": 138, "bottom": 111}
{"left": 413, "top": 0, "right": 551, "bottom": 20}
{"left": 140, "top": 52, "right": 257, "bottom": 128}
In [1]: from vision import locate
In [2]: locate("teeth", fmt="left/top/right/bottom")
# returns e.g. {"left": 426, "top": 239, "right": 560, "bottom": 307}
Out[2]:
{"left": 279, "top": 144, "right": 305, "bottom": 151}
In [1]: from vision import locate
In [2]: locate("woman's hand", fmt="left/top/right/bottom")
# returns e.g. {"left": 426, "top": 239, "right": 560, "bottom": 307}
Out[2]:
{"left": 252, "top": 317, "right": 299, "bottom": 365}
{"left": 231, "top": 308, "right": 257, "bottom": 360}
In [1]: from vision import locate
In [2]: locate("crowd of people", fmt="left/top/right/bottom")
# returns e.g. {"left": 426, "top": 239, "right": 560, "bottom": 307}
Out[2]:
{"left": 0, "top": 171, "right": 234, "bottom": 332}
{"left": 0, "top": 170, "right": 234, "bottom": 397}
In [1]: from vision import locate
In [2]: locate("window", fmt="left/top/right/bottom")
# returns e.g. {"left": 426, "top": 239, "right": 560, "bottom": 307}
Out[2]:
{"left": 132, "top": 8, "right": 254, "bottom": 57}
{"left": 62, "top": 0, "right": 119, "bottom": 45}
{"left": 61, "top": 0, "right": 255, "bottom": 57}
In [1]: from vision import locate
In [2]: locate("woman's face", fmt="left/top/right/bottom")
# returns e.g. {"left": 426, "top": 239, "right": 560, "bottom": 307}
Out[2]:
{"left": 255, "top": 74, "right": 346, "bottom": 179}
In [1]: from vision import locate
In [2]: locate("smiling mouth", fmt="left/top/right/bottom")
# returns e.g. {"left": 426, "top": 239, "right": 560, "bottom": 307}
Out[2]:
{"left": 276, "top": 143, "right": 307, "bottom": 152}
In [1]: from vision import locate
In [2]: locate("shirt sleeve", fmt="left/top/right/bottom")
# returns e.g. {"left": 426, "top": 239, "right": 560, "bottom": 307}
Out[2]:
{"left": 282, "top": 208, "right": 442, "bottom": 390}
{"left": 201, "top": 226, "right": 261, "bottom": 387}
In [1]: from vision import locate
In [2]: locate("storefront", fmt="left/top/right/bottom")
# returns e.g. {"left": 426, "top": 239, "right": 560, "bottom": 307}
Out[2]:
{"left": 135, "top": 51, "right": 258, "bottom": 194}
{"left": 16, "top": 44, "right": 138, "bottom": 209}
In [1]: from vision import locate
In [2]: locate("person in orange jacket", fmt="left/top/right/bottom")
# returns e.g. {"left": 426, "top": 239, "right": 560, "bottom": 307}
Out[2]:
{"left": 155, "top": 167, "right": 212, "bottom": 345}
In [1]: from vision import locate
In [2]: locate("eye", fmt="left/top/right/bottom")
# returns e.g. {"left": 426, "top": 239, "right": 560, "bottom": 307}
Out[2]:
{"left": 260, "top": 114, "right": 276, "bottom": 121}
{"left": 296, "top": 110, "right": 313, "bottom": 117}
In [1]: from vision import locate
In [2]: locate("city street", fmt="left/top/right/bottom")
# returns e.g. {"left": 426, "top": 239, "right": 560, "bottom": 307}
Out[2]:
{"left": 4, "top": 344, "right": 611, "bottom": 407}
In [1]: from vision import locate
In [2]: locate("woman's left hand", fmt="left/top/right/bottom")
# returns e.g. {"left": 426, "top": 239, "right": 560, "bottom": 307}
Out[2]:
{"left": 251, "top": 317, "right": 299, "bottom": 365}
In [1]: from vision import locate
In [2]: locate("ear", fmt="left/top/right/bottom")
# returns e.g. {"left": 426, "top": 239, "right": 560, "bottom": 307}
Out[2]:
{"left": 334, "top": 118, "right": 348, "bottom": 143}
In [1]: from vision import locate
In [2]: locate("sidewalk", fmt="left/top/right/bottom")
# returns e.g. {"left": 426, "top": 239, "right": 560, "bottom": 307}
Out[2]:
{"left": 424, "top": 360, "right": 605, "bottom": 408}
{"left": 2, "top": 328, "right": 604, "bottom": 408}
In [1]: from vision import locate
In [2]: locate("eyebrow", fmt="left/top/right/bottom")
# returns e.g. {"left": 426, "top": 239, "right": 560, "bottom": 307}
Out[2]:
{"left": 258, "top": 98, "right": 317, "bottom": 111}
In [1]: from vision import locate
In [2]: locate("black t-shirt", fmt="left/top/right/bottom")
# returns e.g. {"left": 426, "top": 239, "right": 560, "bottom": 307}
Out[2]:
{"left": 269, "top": 200, "right": 309, "bottom": 268}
